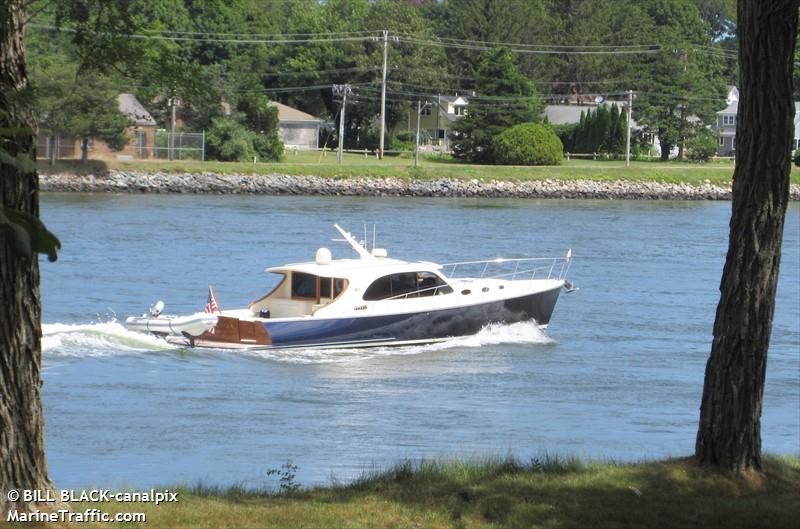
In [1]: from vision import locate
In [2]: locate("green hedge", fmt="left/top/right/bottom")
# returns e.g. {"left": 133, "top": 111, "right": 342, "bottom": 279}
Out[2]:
{"left": 492, "top": 122, "right": 563, "bottom": 165}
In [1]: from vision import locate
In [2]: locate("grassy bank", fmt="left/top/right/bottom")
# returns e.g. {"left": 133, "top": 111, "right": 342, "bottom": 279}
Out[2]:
{"left": 37, "top": 153, "right": 800, "bottom": 186}
{"left": 22, "top": 454, "right": 799, "bottom": 529}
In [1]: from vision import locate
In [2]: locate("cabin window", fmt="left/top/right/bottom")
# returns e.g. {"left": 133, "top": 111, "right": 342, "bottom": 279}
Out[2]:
{"left": 291, "top": 273, "right": 347, "bottom": 301}
{"left": 291, "top": 273, "right": 318, "bottom": 299}
{"left": 363, "top": 272, "right": 452, "bottom": 301}
{"left": 334, "top": 278, "right": 346, "bottom": 297}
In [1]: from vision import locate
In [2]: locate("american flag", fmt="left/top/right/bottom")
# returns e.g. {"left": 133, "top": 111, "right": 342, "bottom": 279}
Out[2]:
{"left": 204, "top": 286, "right": 220, "bottom": 313}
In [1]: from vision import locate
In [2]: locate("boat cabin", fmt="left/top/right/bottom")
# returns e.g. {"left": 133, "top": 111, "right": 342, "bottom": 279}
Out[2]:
{"left": 248, "top": 270, "right": 349, "bottom": 318}
{"left": 247, "top": 259, "right": 453, "bottom": 319}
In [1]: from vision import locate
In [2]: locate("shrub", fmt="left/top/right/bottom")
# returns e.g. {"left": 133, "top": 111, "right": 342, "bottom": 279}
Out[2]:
{"left": 686, "top": 130, "right": 720, "bottom": 162}
{"left": 492, "top": 122, "right": 563, "bottom": 165}
{"left": 253, "top": 131, "right": 283, "bottom": 162}
{"left": 206, "top": 117, "right": 256, "bottom": 162}
{"left": 794, "top": 150, "right": 800, "bottom": 167}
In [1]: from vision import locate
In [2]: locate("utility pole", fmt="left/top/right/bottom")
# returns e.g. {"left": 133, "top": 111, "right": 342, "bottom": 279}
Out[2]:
{"left": 378, "top": 30, "right": 388, "bottom": 160}
{"left": 435, "top": 93, "right": 440, "bottom": 150}
{"left": 169, "top": 97, "right": 177, "bottom": 161}
{"left": 625, "top": 89, "right": 633, "bottom": 167}
{"left": 333, "top": 84, "right": 352, "bottom": 165}
{"left": 415, "top": 100, "right": 430, "bottom": 168}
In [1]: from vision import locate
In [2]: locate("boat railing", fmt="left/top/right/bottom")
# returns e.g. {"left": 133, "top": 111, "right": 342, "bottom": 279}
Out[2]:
{"left": 384, "top": 284, "right": 451, "bottom": 301}
{"left": 441, "top": 251, "right": 572, "bottom": 282}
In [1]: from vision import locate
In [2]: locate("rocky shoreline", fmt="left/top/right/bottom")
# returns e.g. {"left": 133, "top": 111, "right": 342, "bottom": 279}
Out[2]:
{"left": 39, "top": 170, "right": 800, "bottom": 200}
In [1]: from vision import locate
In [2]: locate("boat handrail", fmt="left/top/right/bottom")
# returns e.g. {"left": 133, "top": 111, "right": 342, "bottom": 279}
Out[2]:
{"left": 442, "top": 252, "right": 572, "bottom": 281}
{"left": 384, "top": 284, "right": 449, "bottom": 301}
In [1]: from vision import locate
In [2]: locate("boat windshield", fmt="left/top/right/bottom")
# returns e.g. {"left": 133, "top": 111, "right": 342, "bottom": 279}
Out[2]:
{"left": 363, "top": 271, "right": 452, "bottom": 301}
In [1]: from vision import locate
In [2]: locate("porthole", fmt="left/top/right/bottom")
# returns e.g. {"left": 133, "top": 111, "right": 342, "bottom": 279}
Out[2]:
{"left": 461, "top": 289, "right": 471, "bottom": 295}
{"left": 481, "top": 287, "right": 490, "bottom": 293}
{"left": 499, "top": 285, "right": 505, "bottom": 290}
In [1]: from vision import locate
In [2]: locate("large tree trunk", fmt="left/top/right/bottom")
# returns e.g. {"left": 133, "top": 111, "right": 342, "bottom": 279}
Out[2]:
{"left": 0, "top": 0, "right": 55, "bottom": 516}
{"left": 695, "top": 0, "right": 798, "bottom": 473}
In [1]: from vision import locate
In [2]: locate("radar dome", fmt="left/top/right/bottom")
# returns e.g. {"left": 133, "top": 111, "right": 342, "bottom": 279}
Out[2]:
{"left": 315, "top": 247, "right": 332, "bottom": 265}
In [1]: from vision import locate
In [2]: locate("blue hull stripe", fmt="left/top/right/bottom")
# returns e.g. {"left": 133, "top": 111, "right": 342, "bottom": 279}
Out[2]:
{"left": 263, "top": 286, "right": 562, "bottom": 348}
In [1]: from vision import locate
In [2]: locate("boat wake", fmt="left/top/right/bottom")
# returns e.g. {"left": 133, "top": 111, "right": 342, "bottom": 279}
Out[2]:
{"left": 42, "top": 321, "right": 179, "bottom": 357}
{"left": 41, "top": 320, "right": 552, "bottom": 362}
{"left": 242, "top": 321, "right": 555, "bottom": 364}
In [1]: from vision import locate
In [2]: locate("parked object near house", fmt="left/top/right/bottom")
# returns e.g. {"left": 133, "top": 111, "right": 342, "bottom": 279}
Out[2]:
{"left": 37, "top": 93, "right": 157, "bottom": 161}
{"left": 272, "top": 102, "right": 322, "bottom": 150}
{"left": 124, "top": 224, "right": 574, "bottom": 350}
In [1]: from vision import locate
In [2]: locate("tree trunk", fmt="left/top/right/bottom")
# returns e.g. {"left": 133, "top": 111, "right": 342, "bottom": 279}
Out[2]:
{"left": 659, "top": 138, "right": 671, "bottom": 161}
{"left": 695, "top": 0, "right": 798, "bottom": 473}
{"left": 80, "top": 137, "right": 88, "bottom": 163}
{"left": 0, "top": 0, "right": 55, "bottom": 516}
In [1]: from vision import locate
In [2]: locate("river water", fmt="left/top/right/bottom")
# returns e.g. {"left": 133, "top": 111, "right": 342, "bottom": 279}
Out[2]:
{"left": 39, "top": 193, "right": 799, "bottom": 489}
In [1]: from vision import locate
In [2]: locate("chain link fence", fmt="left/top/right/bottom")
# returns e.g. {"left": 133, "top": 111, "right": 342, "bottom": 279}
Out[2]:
{"left": 153, "top": 131, "right": 205, "bottom": 160}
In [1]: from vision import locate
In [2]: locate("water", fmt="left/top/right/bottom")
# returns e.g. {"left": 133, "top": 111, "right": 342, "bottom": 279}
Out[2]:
{"left": 39, "top": 194, "right": 800, "bottom": 489}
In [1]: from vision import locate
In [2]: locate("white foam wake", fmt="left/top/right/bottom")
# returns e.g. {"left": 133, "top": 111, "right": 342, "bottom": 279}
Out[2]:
{"left": 42, "top": 320, "right": 178, "bottom": 357}
{"left": 244, "top": 321, "right": 554, "bottom": 364}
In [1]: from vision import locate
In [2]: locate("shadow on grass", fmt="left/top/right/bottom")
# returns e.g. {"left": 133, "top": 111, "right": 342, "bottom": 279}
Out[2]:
{"left": 37, "top": 159, "right": 109, "bottom": 175}
{"left": 244, "top": 454, "right": 799, "bottom": 529}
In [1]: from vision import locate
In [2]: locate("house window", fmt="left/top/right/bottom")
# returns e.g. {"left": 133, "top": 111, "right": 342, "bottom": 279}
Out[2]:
{"left": 454, "top": 105, "right": 467, "bottom": 116}
{"left": 719, "top": 137, "right": 724, "bottom": 146}
{"left": 722, "top": 115, "right": 736, "bottom": 126}
{"left": 421, "top": 106, "right": 431, "bottom": 116}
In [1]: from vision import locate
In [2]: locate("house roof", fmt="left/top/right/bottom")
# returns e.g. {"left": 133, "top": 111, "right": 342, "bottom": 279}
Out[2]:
{"left": 717, "top": 100, "right": 738, "bottom": 114}
{"left": 118, "top": 94, "right": 156, "bottom": 126}
{"left": 543, "top": 105, "right": 590, "bottom": 125}
{"left": 543, "top": 102, "right": 642, "bottom": 129}
{"left": 270, "top": 101, "right": 321, "bottom": 123}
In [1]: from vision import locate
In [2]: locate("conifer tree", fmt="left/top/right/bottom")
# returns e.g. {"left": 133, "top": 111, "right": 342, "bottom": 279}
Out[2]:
{"left": 452, "top": 48, "right": 542, "bottom": 163}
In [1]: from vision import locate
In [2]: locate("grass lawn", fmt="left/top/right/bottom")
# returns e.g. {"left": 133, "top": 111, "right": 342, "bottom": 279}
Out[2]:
{"left": 38, "top": 153, "right": 800, "bottom": 186}
{"left": 17, "top": 455, "right": 799, "bottom": 529}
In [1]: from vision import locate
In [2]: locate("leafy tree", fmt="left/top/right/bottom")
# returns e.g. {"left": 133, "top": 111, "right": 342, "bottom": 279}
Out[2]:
{"left": 633, "top": 0, "right": 728, "bottom": 160}
{"left": 357, "top": 0, "right": 448, "bottom": 141}
{"left": 696, "top": 0, "right": 797, "bottom": 472}
{"left": 236, "top": 93, "right": 283, "bottom": 161}
{"left": 548, "top": 0, "right": 656, "bottom": 102}
{"left": 694, "top": 0, "right": 737, "bottom": 42}
{"left": 434, "top": 0, "right": 557, "bottom": 83}
{"left": 451, "top": 48, "right": 542, "bottom": 163}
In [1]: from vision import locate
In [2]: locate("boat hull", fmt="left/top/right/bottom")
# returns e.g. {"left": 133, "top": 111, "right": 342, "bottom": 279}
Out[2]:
{"left": 185, "top": 283, "right": 563, "bottom": 350}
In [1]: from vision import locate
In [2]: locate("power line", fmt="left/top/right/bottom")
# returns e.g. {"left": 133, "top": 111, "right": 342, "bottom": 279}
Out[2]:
{"left": 395, "top": 35, "right": 664, "bottom": 55}
{"left": 29, "top": 24, "right": 377, "bottom": 45}
{"left": 396, "top": 32, "right": 664, "bottom": 50}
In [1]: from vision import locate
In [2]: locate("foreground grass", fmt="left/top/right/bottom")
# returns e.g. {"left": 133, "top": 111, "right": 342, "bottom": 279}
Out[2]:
{"left": 19, "top": 454, "right": 799, "bottom": 529}
{"left": 39, "top": 153, "right": 800, "bottom": 186}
